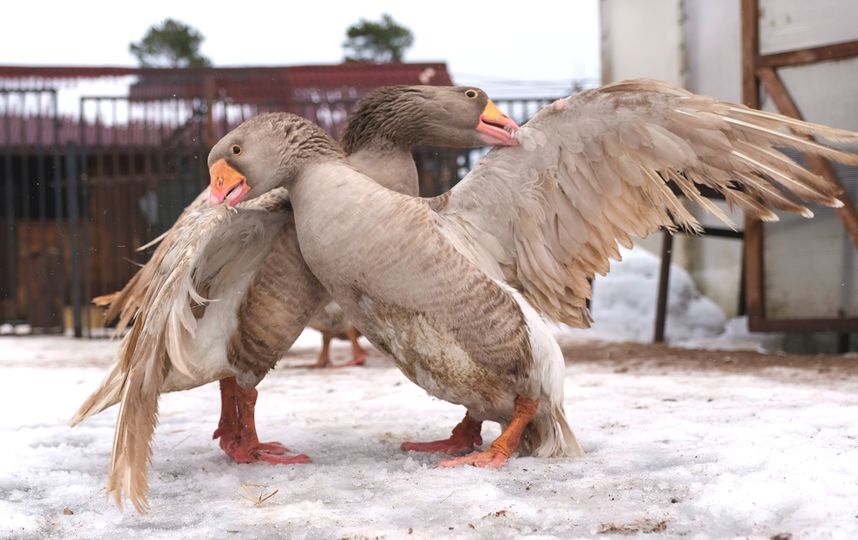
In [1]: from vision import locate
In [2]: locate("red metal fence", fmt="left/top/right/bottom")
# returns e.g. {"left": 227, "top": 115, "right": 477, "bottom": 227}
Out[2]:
{"left": 0, "top": 78, "right": 561, "bottom": 336}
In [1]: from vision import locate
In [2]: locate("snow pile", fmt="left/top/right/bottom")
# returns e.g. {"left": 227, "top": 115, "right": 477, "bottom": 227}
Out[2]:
{"left": 1, "top": 336, "right": 857, "bottom": 539}
{"left": 557, "top": 247, "right": 727, "bottom": 343}
{"left": 0, "top": 323, "right": 32, "bottom": 336}
{"left": 678, "top": 315, "right": 786, "bottom": 352}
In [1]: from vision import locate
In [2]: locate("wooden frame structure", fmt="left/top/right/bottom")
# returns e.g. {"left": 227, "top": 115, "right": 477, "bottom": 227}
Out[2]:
{"left": 653, "top": 1, "right": 858, "bottom": 342}
{"left": 740, "top": 0, "right": 858, "bottom": 333}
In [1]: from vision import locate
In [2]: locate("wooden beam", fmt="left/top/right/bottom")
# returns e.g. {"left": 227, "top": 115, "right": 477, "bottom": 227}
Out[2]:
{"left": 743, "top": 218, "right": 765, "bottom": 320}
{"left": 757, "top": 66, "right": 858, "bottom": 250}
{"left": 737, "top": 242, "right": 747, "bottom": 316}
{"left": 748, "top": 316, "right": 858, "bottom": 333}
{"left": 653, "top": 229, "right": 672, "bottom": 343}
{"left": 740, "top": 0, "right": 765, "bottom": 322}
{"left": 758, "top": 39, "right": 858, "bottom": 69}
{"left": 740, "top": 0, "right": 760, "bottom": 109}
{"left": 739, "top": 0, "right": 858, "bottom": 334}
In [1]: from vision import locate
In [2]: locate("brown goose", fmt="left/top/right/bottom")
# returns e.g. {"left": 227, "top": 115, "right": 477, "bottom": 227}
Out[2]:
{"left": 206, "top": 79, "right": 856, "bottom": 470}
{"left": 71, "top": 85, "right": 518, "bottom": 512}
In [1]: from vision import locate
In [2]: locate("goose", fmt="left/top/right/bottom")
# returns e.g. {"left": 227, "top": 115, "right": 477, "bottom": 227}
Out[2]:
{"left": 204, "top": 79, "right": 856, "bottom": 471}
{"left": 72, "top": 85, "right": 518, "bottom": 512}
{"left": 307, "top": 303, "right": 367, "bottom": 368}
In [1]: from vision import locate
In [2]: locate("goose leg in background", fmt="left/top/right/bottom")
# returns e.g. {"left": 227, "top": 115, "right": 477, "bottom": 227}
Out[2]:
{"left": 313, "top": 333, "right": 333, "bottom": 368}
{"left": 401, "top": 412, "right": 483, "bottom": 454}
{"left": 337, "top": 327, "right": 368, "bottom": 368}
{"left": 212, "top": 377, "right": 312, "bottom": 465}
{"left": 437, "top": 396, "right": 538, "bottom": 468}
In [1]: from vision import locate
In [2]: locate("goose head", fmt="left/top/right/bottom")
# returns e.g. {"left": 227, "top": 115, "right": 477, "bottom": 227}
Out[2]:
{"left": 341, "top": 85, "right": 519, "bottom": 153}
{"left": 208, "top": 86, "right": 520, "bottom": 206}
{"left": 208, "top": 113, "right": 342, "bottom": 206}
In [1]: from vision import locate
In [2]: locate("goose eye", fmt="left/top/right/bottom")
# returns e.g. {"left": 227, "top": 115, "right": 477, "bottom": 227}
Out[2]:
{"left": 465, "top": 89, "right": 478, "bottom": 99}
{"left": 231, "top": 144, "right": 242, "bottom": 156}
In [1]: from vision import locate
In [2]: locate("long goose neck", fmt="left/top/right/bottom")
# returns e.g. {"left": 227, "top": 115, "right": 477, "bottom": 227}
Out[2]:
{"left": 289, "top": 160, "right": 361, "bottom": 206}
{"left": 341, "top": 90, "right": 427, "bottom": 196}
{"left": 341, "top": 87, "right": 428, "bottom": 154}
{"left": 347, "top": 145, "right": 419, "bottom": 197}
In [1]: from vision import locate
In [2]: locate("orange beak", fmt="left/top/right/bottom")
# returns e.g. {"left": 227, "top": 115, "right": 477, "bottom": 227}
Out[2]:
{"left": 475, "top": 100, "right": 519, "bottom": 146}
{"left": 209, "top": 159, "right": 250, "bottom": 206}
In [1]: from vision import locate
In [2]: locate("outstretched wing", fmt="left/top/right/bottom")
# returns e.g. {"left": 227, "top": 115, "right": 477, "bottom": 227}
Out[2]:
{"left": 74, "top": 189, "right": 290, "bottom": 512}
{"left": 433, "top": 79, "right": 857, "bottom": 328}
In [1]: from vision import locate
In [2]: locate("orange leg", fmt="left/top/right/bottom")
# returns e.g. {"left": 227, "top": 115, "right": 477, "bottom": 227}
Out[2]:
{"left": 311, "top": 333, "right": 332, "bottom": 368}
{"left": 438, "top": 396, "right": 538, "bottom": 468}
{"left": 401, "top": 412, "right": 483, "bottom": 454}
{"left": 212, "top": 377, "right": 311, "bottom": 465}
{"left": 335, "top": 327, "right": 367, "bottom": 368}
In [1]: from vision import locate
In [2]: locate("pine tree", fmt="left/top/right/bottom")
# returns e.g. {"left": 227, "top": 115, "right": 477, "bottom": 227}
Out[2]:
{"left": 130, "top": 19, "right": 212, "bottom": 68}
{"left": 343, "top": 14, "right": 414, "bottom": 63}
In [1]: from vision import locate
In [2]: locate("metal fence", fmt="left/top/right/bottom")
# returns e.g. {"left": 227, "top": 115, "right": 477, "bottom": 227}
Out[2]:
{"left": 0, "top": 87, "right": 559, "bottom": 336}
{"left": 1, "top": 89, "right": 67, "bottom": 333}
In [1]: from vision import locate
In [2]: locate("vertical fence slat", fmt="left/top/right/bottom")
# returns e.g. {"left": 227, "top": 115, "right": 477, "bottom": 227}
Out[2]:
{"left": 2, "top": 93, "right": 16, "bottom": 324}
{"left": 19, "top": 96, "right": 34, "bottom": 325}
{"left": 36, "top": 92, "right": 54, "bottom": 330}
{"left": 109, "top": 98, "right": 122, "bottom": 293}
{"left": 78, "top": 98, "right": 92, "bottom": 337}
{"left": 66, "top": 143, "right": 83, "bottom": 338}
{"left": 50, "top": 91, "right": 67, "bottom": 334}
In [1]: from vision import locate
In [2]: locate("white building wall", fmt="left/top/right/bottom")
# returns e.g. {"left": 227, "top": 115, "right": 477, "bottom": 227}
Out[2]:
{"left": 600, "top": 0, "right": 686, "bottom": 87}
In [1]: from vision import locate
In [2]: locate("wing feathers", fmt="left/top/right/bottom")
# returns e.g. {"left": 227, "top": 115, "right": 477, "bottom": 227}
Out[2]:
{"left": 79, "top": 188, "right": 291, "bottom": 512}
{"left": 437, "top": 78, "right": 856, "bottom": 326}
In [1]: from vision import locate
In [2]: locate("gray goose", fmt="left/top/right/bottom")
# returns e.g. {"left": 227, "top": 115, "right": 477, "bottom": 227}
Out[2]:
{"left": 206, "top": 79, "right": 857, "bottom": 470}
{"left": 71, "top": 85, "right": 518, "bottom": 512}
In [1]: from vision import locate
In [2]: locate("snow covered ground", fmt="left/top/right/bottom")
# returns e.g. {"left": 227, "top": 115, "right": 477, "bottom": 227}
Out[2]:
{"left": 2, "top": 334, "right": 857, "bottom": 539}
{"left": 558, "top": 247, "right": 784, "bottom": 352}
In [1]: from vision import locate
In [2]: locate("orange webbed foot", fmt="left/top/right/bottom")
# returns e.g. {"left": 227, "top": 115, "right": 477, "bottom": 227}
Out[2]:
{"left": 401, "top": 413, "right": 483, "bottom": 454}
{"left": 334, "top": 351, "right": 367, "bottom": 368}
{"left": 222, "top": 440, "right": 312, "bottom": 465}
{"left": 435, "top": 396, "right": 538, "bottom": 468}
{"left": 215, "top": 377, "right": 311, "bottom": 465}
{"left": 436, "top": 446, "right": 510, "bottom": 468}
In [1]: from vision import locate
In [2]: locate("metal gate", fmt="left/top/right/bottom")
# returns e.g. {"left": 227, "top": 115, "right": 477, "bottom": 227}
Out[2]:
{"left": 1, "top": 86, "right": 558, "bottom": 337}
{"left": 0, "top": 89, "right": 68, "bottom": 334}
{"left": 1, "top": 90, "right": 219, "bottom": 336}
{"left": 73, "top": 95, "right": 211, "bottom": 335}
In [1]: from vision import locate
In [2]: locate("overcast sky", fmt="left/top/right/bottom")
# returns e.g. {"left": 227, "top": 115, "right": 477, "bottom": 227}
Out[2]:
{"left": 0, "top": 0, "right": 600, "bottom": 96}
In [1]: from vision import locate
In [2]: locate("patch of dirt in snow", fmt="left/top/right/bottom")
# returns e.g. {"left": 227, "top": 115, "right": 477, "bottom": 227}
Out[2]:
{"left": 559, "top": 339, "right": 858, "bottom": 376}
{"left": 597, "top": 517, "right": 668, "bottom": 534}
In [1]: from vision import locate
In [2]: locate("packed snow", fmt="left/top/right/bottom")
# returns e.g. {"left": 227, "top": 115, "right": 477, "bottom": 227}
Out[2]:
{"left": 2, "top": 332, "right": 857, "bottom": 539}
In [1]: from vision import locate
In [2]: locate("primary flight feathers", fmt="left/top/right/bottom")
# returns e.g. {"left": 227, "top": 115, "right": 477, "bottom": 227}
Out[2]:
{"left": 433, "top": 79, "right": 852, "bottom": 328}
